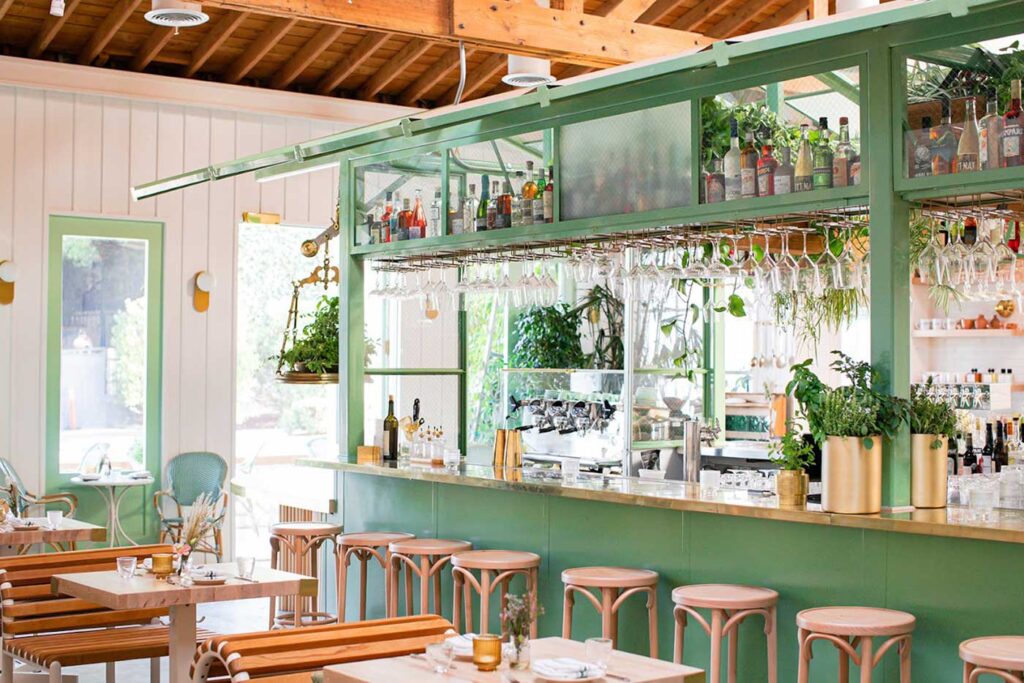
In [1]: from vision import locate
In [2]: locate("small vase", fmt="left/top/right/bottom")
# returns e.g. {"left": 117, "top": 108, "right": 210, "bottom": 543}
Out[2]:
{"left": 776, "top": 469, "right": 808, "bottom": 506}
{"left": 911, "top": 434, "right": 948, "bottom": 508}
{"left": 822, "top": 435, "right": 882, "bottom": 514}
{"left": 505, "top": 636, "right": 530, "bottom": 670}
{"left": 175, "top": 553, "right": 194, "bottom": 586}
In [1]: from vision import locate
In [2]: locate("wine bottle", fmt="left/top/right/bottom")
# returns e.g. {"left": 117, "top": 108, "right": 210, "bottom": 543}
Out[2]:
{"left": 723, "top": 118, "right": 742, "bottom": 201}
{"left": 383, "top": 394, "right": 399, "bottom": 462}
{"left": 982, "top": 421, "right": 994, "bottom": 474}
{"left": 996, "top": 418, "right": 1008, "bottom": 472}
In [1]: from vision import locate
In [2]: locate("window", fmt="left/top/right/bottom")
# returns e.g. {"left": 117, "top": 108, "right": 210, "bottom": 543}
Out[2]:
{"left": 46, "top": 216, "right": 163, "bottom": 479}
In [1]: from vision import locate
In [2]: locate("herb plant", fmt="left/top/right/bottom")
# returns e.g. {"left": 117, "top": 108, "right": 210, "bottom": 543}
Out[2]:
{"left": 278, "top": 295, "right": 340, "bottom": 374}
{"left": 910, "top": 380, "right": 958, "bottom": 449}
{"left": 769, "top": 421, "right": 816, "bottom": 471}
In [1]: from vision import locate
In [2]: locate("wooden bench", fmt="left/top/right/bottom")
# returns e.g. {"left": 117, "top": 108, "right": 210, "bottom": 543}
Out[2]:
{"left": 0, "top": 544, "right": 214, "bottom": 683}
{"left": 190, "top": 614, "right": 454, "bottom": 683}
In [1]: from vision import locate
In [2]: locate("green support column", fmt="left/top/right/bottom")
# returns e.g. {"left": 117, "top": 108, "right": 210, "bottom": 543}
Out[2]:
{"left": 766, "top": 82, "right": 785, "bottom": 115}
{"left": 867, "top": 46, "right": 911, "bottom": 508}
{"left": 340, "top": 161, "right": 366, "bottom": 462}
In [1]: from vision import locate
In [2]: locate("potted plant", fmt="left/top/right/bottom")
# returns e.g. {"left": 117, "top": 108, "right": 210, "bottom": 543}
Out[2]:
{"left": 787, "top": 352, "right": 909, "bottom": 514}
{"left": 770, "top": 421, "right": 815, "bottom": 507}
{"left": 909, "top": 380, "right": 957, "bottom": 508}
{"left": 278, "top": 295, "right": 340, "bottom": 375}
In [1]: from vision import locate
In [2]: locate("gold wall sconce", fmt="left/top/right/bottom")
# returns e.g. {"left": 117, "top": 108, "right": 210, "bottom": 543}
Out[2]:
{"left": 0, "top": 260, "right": 16, "bottom": 306}
{"left": 193, "top": 271, "right": 216, "bottom": 313}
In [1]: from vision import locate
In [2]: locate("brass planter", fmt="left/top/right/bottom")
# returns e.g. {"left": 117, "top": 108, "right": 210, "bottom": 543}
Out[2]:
{"left": 777, "top": 469, "right": 809, "bottom": 507}
{"left": 822, "top": 435, "right": 882, "bottom": 514}
{"left": 911, "top": 434, "right": 948, "bottom": 509}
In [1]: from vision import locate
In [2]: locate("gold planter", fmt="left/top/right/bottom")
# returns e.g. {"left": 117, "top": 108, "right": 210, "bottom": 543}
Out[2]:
{"left": 911, "top": 434, "right": 948, "bottom": 509}
{"left": 822, "top": 435, "right": 882, "bottom": 514}
{"left": 776, "top": 469, "right": 809, "bottom": 507}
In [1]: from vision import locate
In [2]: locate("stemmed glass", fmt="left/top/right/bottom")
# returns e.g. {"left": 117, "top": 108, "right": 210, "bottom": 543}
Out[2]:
{"left": 969, "top": 225, "right": 997, "bottom": 300}
{"left": 773, "top": 228, "right": 800, "bottom": 294}
{"left": 916, "top": 218, "right": 945, "bottom": 286}
{"left": 794, "top": 226, "right": 823, "bottom": 298}
{"left": 705, "top": 234, "right": 732, "bottom": 280}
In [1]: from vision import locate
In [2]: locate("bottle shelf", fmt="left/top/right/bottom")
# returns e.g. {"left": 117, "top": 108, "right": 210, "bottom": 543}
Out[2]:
{"left": 912, "top": 329, "right": 1024, "bottom": 338}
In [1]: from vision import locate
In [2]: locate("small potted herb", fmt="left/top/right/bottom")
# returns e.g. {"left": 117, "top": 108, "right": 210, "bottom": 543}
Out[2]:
{"left": 909, "top": 380, "right": 957, "bottom": 508}
{"left": 770, "top": 421, "right": 815, "bottom": 507}
{"left": 278, "top": 295, "right": 339, "bottom": 375}
{"left": 786, "top": 352, "right": 909, "bottom": 514}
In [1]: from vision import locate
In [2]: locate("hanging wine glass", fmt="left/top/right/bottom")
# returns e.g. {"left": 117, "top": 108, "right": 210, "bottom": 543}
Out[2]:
{"left": 970, "top": 221, "right": 997, "bottom": 300}
{"left": 942, "top": 222, "right": 970, "bottom": 290}
{"left": 794, "top": 226, "right": 823, "bottom": 299}
{"left": 992, "top": 218, "right": 1018, "bottom": 298}
{"left": 916, "top": 217, "right": 945, "bottom": 286}
{"left": 774, "top": 227, "right": 800, "bottom": 293}
{"left": 705, "top": 233, "right": 732, "bottom": 280}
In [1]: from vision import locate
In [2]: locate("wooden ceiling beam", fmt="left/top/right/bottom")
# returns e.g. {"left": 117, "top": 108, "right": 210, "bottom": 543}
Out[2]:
{"left": 0, "top": 0, "right": 14, "bottom": 22}
{"left": 595, "top": 0, "right": 658, "bottom": 21}
{"left": 315, "top": 31, "right": 390, "bottom": 95}
{"left": 441, "top": 52, "right": 506, "bottom": 105}
{"left": 635, "top": 0, "right": 684, "bottom": 24}
{"left": 357, "top": 38, "right": 433, "bottom": 100}
{"left": 269, "top": 24, "right": 344, "bottom": 89}
{"left": 223, "top": 16, "right": 297, "bottom": 83}
{"left": 27, "top": 0, "right": 82, "bottom": 58}
{"left": 558, "top": 64, "right": 594, "bottom": 79}
{"left": 749, "top": 0, "right": 811, "bottom": 33}
{"left": 708, "top": 9, "right": 760, "bottom": 38}
{"left": 809, "top": 0, "right": 829, "bottom": 19}
{"left": 131, "top": 26, "right": 175, "bottom": 71}
{"left": 553, "top": 0, "right": 585, "bottom": 11}
{"left": 398, "top": 47, "right": 473, "bottom": 106}
{"left": 78, "top": 0, "right": 144, "bottom": 65}
{"left": 670, "top": 0, "right": 733, "bottom": 31}
{"left": 183, "top": 10, "right": 250, "bottom": 77}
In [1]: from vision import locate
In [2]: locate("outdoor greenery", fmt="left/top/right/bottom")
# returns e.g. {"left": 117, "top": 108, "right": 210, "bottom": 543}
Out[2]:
{"left": 786, "top": 351, "right": 910, "bottom": 448}
{"left": 109, "top": 296, "right": 146, "bottom": 413}
{"left": 510, "top": 304, "right": 587, "bottom": 369}
{"left": 467, "top": 293, "right": 506, "bottom": 444}
{"left": 910, "top": 379, "right": 958, "bottom": 447}
{"left": 769, "top": 421, "right": 816, "bottom": 471}
{"left": 278, "top": 295, "right": 340, "bottom": 374}
{"left": 572, "top": 283, "right": 624, "bottom": 370}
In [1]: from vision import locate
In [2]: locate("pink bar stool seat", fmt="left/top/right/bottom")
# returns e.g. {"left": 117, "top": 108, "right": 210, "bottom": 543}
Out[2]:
{"left": 450, "top": 550, "right": 541, "bottom": 638}
{"left": 387, "top": 538, "right": 472, "bottom": 619}
{"left": 672, "top": 584, "right": 779, "bottom": 683}
{"left": 960, "top": 636, "right": 1024, "bottom": 682}
{"left": 336, "top": 531, "right": 414, "bottom": 623}
{"left": 796, "top": 606, "right": 915, "bottom": 683}
{"left": 562, "top": 566, "right": 659, "bottom": 657}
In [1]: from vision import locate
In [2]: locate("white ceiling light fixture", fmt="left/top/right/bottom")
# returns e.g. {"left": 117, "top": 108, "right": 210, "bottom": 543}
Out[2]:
{"left": 144, "top": 0, "right": 209, "bottom": 34}
{"left": 502, "top": 0, "right": 556, "bottom": 88}
{"left": 49, "top": 0, "right": 65, "bottom": 17}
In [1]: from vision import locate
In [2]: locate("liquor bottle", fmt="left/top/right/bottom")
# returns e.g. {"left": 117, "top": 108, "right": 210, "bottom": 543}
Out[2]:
{"left": 931, "top": 101, "right": 958, "bottom": 175}
{"left": 476, "top": 176, "right": 490, "bottom": 231}
{"left": 949, "top": 432, "right": 960, "bottom": 476}
{"left": 521, "top": 162, "right": 537, "bottom": 226}
{"left": 463, "top": 183, "right": 479, "bottom": 234}
{"left": 367, "top": 201, "right": 382, "bottom": 245}
{"left": 383, "top": 394, "right": 399, "bottom": 461}
{"left": 429, "top": 190, "right": 441, "bottom": 237}
{"left": 956, "top": 96, "right": 981, "bottom": 173}
{"left": 448, "top": 191, "right": 464, "bottom": 235}
{"left": 486, "top": 180, "right": 499, "bottom": 230}
{"left": 979, "top": 91, "right": 1003, "bottom": 170}
{"left": 389, "top": 191, "right": 401, "bottom": 239}
{"left": 795, "top": 124, "right": 813, "bottom": 192}
{"left": 411, "top": 190, "right": 427, "bottom": 240}
{"left": 543, "top": 166, "right": 554, "bottom": 223}
{"left": 398, "top": 198, "right": 413, "bottom": 241}
{"left": 510, "top": 172, "right": 524, "bottom": 227}
{"left": 534, "top": 168, "right": 546, "bottom": 223}
{"left": 774, "top": 147, "right": 794, "bottom": 195}
{"left": 982, "top": 421, "right": 995, "bottom": 474}
{"left": 740, "top": 130, "right": 759, "bottom": 199}
{"left": 723, "top": 118, "right": 743, "bottom": 201}
{"left": 705, "top": 155, "right": 725, "bottom": 203}
{"left": 912, "top": 116, "right": 933, "bottom": 178}
{"left": 812, "top": 117, "right": 833, "bottom": 190}
{"left": 1003, "top": 79, "right": 1023, "bottom": 167}
{"left": 499, "top": 181, "right": 513, "bottom": 229}
{"left": 833, "top": 116, "right": 855, "bottom": 187}
{"left": 996, "top": 418, "right": 1008, "bottom": 472}
{"left": 756, "top": 143, "right": 777, "bottom": 197}
{"left": 963, "top": 432, "right": 980, "bottom": 474}
{"left": 1009, "top": 221, "right": 1021, "bottom": 253}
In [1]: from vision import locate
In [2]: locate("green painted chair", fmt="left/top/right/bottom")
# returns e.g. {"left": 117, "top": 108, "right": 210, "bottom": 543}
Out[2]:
{"left": 153, "top": 452, "right": 228, "bottom": 561}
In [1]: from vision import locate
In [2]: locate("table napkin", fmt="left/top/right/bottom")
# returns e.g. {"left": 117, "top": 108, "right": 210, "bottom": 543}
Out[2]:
{"left": 445, "top": 633, "right": 476, "bottom": 656}
{"left": 532, "top": 658, "right": 603, "bottom": 679}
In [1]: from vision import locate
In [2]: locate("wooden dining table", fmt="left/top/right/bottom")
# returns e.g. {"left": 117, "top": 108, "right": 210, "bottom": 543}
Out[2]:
{"left": 52, "top": 562, "right": 317, "bottom": 683}
{"left": 0, "top": 516, "right": 105, "bottom": 552}
{"left": 323, "top": 636, "right": 706, "bottom": 682}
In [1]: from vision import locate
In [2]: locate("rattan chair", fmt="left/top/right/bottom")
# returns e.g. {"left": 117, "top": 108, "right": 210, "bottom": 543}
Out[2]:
{"left": 0, "top": 458, "right": 78, "bottom": 552}
{"left": 152, "top": 452, "right": 228, "bottom": 561}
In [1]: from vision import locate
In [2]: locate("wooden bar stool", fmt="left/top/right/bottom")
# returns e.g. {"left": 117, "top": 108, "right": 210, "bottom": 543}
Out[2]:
{"left": 387, "top": 538, "right": 472, "bottom": 618}
{"left": 796, "top": 606, "right": 915, "bottom": 683}
{"left": 337, "top": 531, "right": 414, "bottom": 622}
{"left": 450, "top": 550, "right": 541, "bottom": 637}
{"left": 561, "top": 566, "right": 659, "bottom": 657}
{"left": 268, "top": 521, "right": 342, "bottom": 628}
{"left": 672, "top": 584, "right": 778, "bottom": 683}
{"left": 960, "top": 636, "right": 1024, "bottom": 682}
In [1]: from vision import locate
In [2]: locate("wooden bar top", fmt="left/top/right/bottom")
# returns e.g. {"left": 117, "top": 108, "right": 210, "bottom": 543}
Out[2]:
{"left": 323, "top": 637, "right": 705, "bottom": 682}
{"left": 299, "top": 459, "right": 1024, "bottom": 546}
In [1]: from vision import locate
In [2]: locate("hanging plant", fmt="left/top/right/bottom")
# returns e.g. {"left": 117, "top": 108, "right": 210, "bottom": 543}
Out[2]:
{"left": 276, "top": 295, "right": 340, "bottom": 374}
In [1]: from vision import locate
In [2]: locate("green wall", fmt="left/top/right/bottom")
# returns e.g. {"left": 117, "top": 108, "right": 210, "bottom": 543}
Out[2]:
{"left": 337, "top": 471, "right": 1022, "bottom": 682}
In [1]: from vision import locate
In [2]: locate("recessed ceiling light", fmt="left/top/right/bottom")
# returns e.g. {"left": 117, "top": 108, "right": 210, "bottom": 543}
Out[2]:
{"left": 502, "top": 54, "right": 556, "bottom": 88}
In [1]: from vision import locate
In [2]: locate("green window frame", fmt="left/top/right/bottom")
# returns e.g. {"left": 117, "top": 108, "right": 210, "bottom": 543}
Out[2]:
{"left": 45, "top": 215, "right": 164, "bottom": 492}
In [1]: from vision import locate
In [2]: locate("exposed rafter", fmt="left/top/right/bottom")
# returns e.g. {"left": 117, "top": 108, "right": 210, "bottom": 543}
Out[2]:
{"left": 223, "top": 16, "right": 297, "bottom": 84}
{"left": 558, "top": 64, "right": 594, "bottom": 79}
{"left": 442, "top": 52, "right": 506, "bottom": 105}
{"left": 595, "top": 0, "right": 659, "bottom": 20}
{"left": 710, "top": 4, "right": 770, "bottom": 37}
{"left": 670, "top": 0, "right": 733, "bottom": 31}
{"left": 315, "top": 31, "right": 391, "bottom": 96}
{"left": 750, "top": 0, "right": 811, "bottom": 33}
{"left": 131, "top": 26, "right": 175, "bottom": 71}
{"left": 0, "top": 0, "right": 14, "bottom": 21}
{"left": 27, "top": 0, "right": 82, "bottom": 58}
{"left": 636, "top": 0, "right": 685, "bottom": 24}
{"left": 358, "top": 39, "right": 433, "bottom": 100}
{"left": 184, "top": 10, "right": 250, "bottom": 77}
{"left": 78, "top": 0, "right": 144, "bottom": 65}
{"left": 399, "top": 47, "right": 472, "bottom": 106}
{"left": 269, "top": 24, "right": 344, "bottom": 89}
{"left": 809, "top": 0, "right": 828, "bottom": 19}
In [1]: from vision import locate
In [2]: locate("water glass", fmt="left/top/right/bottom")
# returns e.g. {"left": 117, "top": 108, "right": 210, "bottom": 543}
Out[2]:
{"left": 699, "top": 469, "right": 721, "bottom": 496}
{"left": 585, "top": 637, "right": 613, "bottom": 671}
{"left": 425, "top": 641, "right": 454, "bottom": 674}
{"left": 236, "top": 556, "right": 256, "bottom": 580}
{"left": 969, "top": 476, "right": 1000, "bottom": 512}
{"left": 46, "top": 510, "right": 62, "bottom": 530}
{"left": 562, "top": 458, "right": 580, "bottom": 484}
{"left": 116, "top": 556, "right": 137, "bottom": 581}
{"left": 443, "top": 447, "right": 461, "bottom": 470}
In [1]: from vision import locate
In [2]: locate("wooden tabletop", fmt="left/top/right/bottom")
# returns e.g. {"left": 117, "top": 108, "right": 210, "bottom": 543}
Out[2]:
{"left": 52, "top": 562, "right": 317, "bottom": 610}
{"left": 0, "top": 517, "right": 106, "bottom": 545}
{"left": 323, "top": 637, "right": 705, "bottom": 683}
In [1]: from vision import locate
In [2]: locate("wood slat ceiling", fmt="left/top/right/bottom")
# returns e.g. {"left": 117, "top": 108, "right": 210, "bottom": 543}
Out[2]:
{"left": 0, "top": 0, "right": 827, "bottom": 108}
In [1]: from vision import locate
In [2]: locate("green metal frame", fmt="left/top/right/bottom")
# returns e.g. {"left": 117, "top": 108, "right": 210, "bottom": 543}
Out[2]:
{"left": 45, "top": 215, "right": 164, "bottom": 537}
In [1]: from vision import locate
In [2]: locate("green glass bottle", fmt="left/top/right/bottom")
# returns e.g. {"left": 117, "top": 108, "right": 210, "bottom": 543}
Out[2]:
{"left": 812, "top": 116, "right": 833, "bottom": 190}
{"left": 476, "top": 174, "right": 490, "bottom": 231}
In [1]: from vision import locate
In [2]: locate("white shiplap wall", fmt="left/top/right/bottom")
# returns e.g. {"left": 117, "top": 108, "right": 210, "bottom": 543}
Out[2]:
{"left": 0, "top": 82, "right": 404, "bottom": 497}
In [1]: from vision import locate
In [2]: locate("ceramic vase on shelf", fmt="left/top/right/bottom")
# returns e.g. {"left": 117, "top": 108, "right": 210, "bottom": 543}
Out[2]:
{"left": 911, "top": 434, "right": 948, "bottom": 508}
{"left": 822, "top": 435, "right": 882, "bottom": 514}
{"left": 776, "top": 469, "right": 809, "bottom": 506}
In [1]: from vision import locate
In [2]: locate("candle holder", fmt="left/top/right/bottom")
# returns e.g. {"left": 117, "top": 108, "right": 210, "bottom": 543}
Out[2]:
{"left": 151, "top": 553, "right": 173, "bottom": 578}
{"left": 472, "top": 633, "right": 502, "bottom": 672}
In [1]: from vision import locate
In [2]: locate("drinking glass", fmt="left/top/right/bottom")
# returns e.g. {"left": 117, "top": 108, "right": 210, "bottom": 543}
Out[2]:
{"left": 237, "top": 556, "right": 256, "bottom": 580}
{"left": 46, "top": 510, "right": 62, "bottom": 530}
{"left": 773, "top": 229, "right": 800, "bottom": 293}
{"left": 795, "top": 227, "right": 823, "bottom": 297}
{"left": 706, "top": 234, "right": 732, "bottom": 280}
{"left": 562, "top": 458, "right": 580, "bottom": 484}
{"left": 116, "top": 556, "right": 137, "bottom": 581}
{"left": 916, "top": 220, "right": 945, "bottom": 286}
{"left": 969, "top": 476, "right": 1000, "bottom": 514}
{"left": 426, "top": 641, "right": 455, "bottom": 674}
{"left": 585, "top": 637, "right": 613, "bottom": 672}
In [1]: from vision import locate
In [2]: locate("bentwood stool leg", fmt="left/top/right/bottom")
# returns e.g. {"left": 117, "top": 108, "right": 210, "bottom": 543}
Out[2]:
{"left": 432, "top": 555, "right": 443, "bottom": 613}
{"left": 900, "top": 636, "right": 911, "bottom": 683}
{"left": 797, "top": 628, "right": 811, "bottom": 683}
{"left": 674, "top": 607, "right": 687, "bottom": 664}
{"left": 358, "top": 551, "right": 369, "bottom": 621}
{"left": 859, "top": 637, "right": 874, "bottom": 683}
{"left": 839, "top": 637, "right": 850, "bottom": 683}
{"left": 767, "top": 605, "right": 778, "bottom": 683}
{"left": 268, "top": 535, "right": 280, "bottom": 629}
{"left": 709, "top": 608, "right": 724, "bottom": 683}
{"left": 727, "top": 610, "right": 739, "bottom": 683}
{"left": 452, "top": 570, "right": 463, "bottom": 632}
{"left": 337, "top": 548, "right": 350, "bottom": 622}
{"left": 562, "top": 586, "right": 574, "bottom": 639}
{"left": 601, "top": 588, "right": 615, "bottom": 645}
{"left": 419, "top": 555, "right": 431, "bottom": 615}
{"left": 647, "top": 587, "right": 658, "bottom": 659}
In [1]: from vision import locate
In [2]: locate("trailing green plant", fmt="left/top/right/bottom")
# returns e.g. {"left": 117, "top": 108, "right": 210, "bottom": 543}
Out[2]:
{"left": 910, "top": 379, "right": 958, "bottom": 448}
{"left": 277, "top": 295, "right": 340, "bottom": 374}
{"left": 510, "top": 304, "right": 587, "bottom": 369}
{"left": 701, "top": 98, "right": 801, "bottom": 167}
{"left": 769, "top": 421, "right": 816, "bottom": 471}
{"left": 907, "top": 211, "right": 964, "bottom": 314}
{"left": 786, "top": 351, "right": 910, "bottom": 449}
